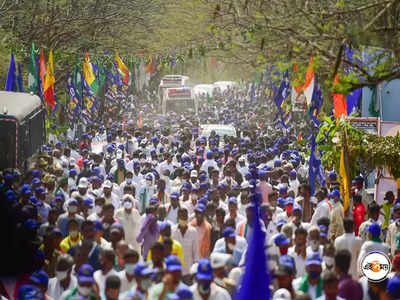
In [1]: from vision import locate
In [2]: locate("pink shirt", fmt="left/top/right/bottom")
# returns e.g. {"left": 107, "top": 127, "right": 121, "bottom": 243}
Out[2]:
{"left": 257, "top": 181, "right": 273, "bottom": 204}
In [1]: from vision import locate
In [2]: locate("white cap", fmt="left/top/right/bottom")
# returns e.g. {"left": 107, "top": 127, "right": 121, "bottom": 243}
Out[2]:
{"left": 190, "top": 170, "right": 198, "bottom": 177}
{"left": 273, "top": 289, "right": 291, "bottom": 300}
{"left": 78, "top": 177, "right": 89, "bottom": 188}
{"left": 238, "top": 156, "right": 245, "bottom": 162}
{"left": 69, "top": 157, "right": 76, "bottom": 164}
{"left": 210, "top": 253, "right": 232, "bottom": 269}
{"left": 103, "top": 180, "right": 113, "bottom": 189}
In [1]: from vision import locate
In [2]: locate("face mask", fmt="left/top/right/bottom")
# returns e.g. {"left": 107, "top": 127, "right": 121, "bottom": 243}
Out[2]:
{"left": 56, "top": 270, "right": 68, "bottom": 281}
{"left": 69, "top": 230, "right": 79, "bottom": 239}
{"left": 68, "top": 206, "right": 78, "bottom": 214}
{"left": 279, "top": 247, "right": 288, "bottom": 255}
{"left": 199, "top": 281, "right": 211, "bottom": 294}
{"left": 323, "top": 256, "right": 334, "bottom": 267}
{"left": 310, "top": 240, "right": 320, "bottom": 252}
{"left": 140, "top": 278, "right": 152, "bottom": 290}
{"left": 308, "top": 270, "right": 321, "bottom": 279}
{"left": 95, "top": 205, "right": 102, "bottom": 214}
{"left": 227, "top": 243, "right": 235, "bottom": 251}
{"left": 125, "top": 263, "right": 135, "bottom": 275}
{"left": 191, "top": 194, "right": 198, "bottom": 200}
{"left": 124, "top": 201, "right": 133, "bottom": 209}
{"left": 78, "top": 286, "right": 91, "bottom": 296}
{"left": 146, "top": 180, "right": 152, "bottom": 186}
{"left": 178, "top": 219, "right": 188, "bottom": 227}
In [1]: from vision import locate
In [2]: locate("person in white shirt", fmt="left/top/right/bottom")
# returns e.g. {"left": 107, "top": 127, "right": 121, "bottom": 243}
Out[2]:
{"left": 190, "top": 258, "right": 232, "bottom": 300}
{"left": 316, "top": 271, "right": 346, "bottom": 300}
{"left": 48, "top": 254, "right": 78, "bottom": 300}
{"left": 115, "top": 195, "right": 142, "bottom": 253}
{"left": 306, "top": 226, "right": 323, "bottom": 257}
{"left": 93, "top": 248, "right": 119, "bottom": 294}
{"left": 311, "top": 189, "right": 331, "bottom": 226}
{"left": 118, "top": 249, "right": 139, "bottom": 293}
{"left": 358, "top": 223, "right": 390, "bottom": 271}
{"left": 172, "top": 207, "right": 199, "bottom": 276}
{"left": 166, "top": 191, "right": 181, "bottom": 224}
{"left": 201, "top": 151, "right": 219, "bottom": 173}
{"left": 289, "top": 169, "right": 300, "bottom": 194}
{"left": 237, "top": 157, "right": 248, "bottom": 178}
{"left": 102, "top": 180, "right": 121, "bottom": 210}
{"left": 334, "top": 218, "right": 362, "bottom": 277}
{"left": 288, "top": 227, "right": 308, "bottom": 278}
{"left": 224, "top": 197, "right": 245, "bottom": 225}
{"left": 159, "top": 153, "right": 175, "bottom": 175}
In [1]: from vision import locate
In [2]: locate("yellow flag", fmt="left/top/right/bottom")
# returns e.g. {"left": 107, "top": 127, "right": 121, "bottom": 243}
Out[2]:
{"left": 339, "top": 140, "right": 350, "bottom": 213}
{"left": 83, "top": 52, "right": 96, "bottom": 87}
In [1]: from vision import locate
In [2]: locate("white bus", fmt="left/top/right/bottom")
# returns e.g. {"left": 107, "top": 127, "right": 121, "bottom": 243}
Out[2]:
{"left": 162, "top": 87, "right": 197, "bottom": 115}
{"left": 158, "top": 75, "right": 190, "bottom": 106}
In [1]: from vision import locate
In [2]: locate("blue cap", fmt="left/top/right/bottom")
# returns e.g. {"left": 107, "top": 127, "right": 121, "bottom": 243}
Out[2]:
{"left": 306, "top": 253, "right": 322, "bottom": 266}
{"left": 367, "top": 222, "right": 381, "bottom": 236}
{"left": 279, "top": 185, "right": 288, "bottom": 194}
{"left": 145, "top": 174, "right": 153, "bottom": 181}
{"left": 182, "top": 184, "right": 191, "bottom": 191}
{"left": 274, "top": 159, "right": 282, "bottom": 166}
{"left": 18, "top": 285, "right": 43, "bottom": 300}
{"left": 199, "top": 182, "right": 209, "bottom": 190}
{"left": 170, "top": 191, "right": 180, "bottom": 199}
{"left": 276, "top": 218, "right": 287, "bottom": 227}
{"left": 277, "top": 197, "right": 286, "bottom": 206}
{"left": 32, "top": 178, "right": 41, "bottom": 185}
{"left": 206, "top": 151, "right": 213, "bottom": 159}
{"left": 35, "top": 186, "right": 46, "bottom": 195}
{"left": 217, "top": 183, "right": 227, "bottom": 190}
{"left": 274, "top": 233, "right": 290, "bottom": 246}
{"left": 32, "top": 169, "right": 41, "bottom": 178}
{"left": 5, "top": 190, "right": 17, "bottom": 202}
{"left": 165, "top": 255, "right": 182, "bottom": 272}
{"left": 149, "top": 197, "right": 159, "bottom": 206}
{"left": 83, "top": 197, "right": 93, "bottom": 207}
{"left": 228, "top": 197, "right": 238, "bottom": 205}
{"left": 160, "top": 221, "right": 171, "bottom": 231}
{"left": 285, "top": 197, "right": 294, "bottom": 206}
{"left": 94, "top": 220, "right": 103, "bottom": 231}
{"left": 387, "top": 275, "right": 400, "bottom": 298}
{"left": 329, "top": 189, "right": 341, "bottom": 198}
{"left": 25, "top": 218, "right": 40, "bottom": 230}
{"left": 197, "top": 259, "right": 213, "bottom": 280}
{"left": 289, "top": 169, "right": 297, "bottom": 176}
{"left": 69, "top": 169, "right": 77, "bottom": 176}
{"left": 168, "top": 287, "right": 193, "bottom": 300}
{"left": 222, "top": 227, "right": 236, "bottom": 238}
{"left": 195, "top": 203, "right": 206, "bottom": 213}
{"left": 133, "top": 262, "right": 153, "bottom": 276}
{"left": 328, "top": 171, "right": 337, "bottom": 180}
{"left": 279, "top": 255, "right": 295, "bottom": 269}
{"left": 78, "top": 264, "right": 94, "bottom": 283}
{"left": 30, "top": 270, "right": 49, "bottom": 287}
{"left": 293, "top": 204, "right": 302, "bottom": 212}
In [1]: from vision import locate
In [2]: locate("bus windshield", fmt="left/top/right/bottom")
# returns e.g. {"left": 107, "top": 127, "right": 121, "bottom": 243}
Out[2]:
{"left": 166, "top": 99, "right": 195, "bottom": 113}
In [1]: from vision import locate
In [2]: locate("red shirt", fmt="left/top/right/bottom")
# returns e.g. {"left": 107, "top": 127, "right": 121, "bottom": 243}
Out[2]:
{"left": 352, "top": 202, "right": 365, "bottom": 236}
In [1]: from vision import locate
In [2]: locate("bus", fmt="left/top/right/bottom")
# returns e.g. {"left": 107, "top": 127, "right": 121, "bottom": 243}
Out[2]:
{"left": 158, "top": 75, "right": 190, "bottom": 106}
{"left": 0, "top": 92, "right": 45, "bottom": 170}
{"left": 162, "top": 87, "right": 197, "bottom": 115}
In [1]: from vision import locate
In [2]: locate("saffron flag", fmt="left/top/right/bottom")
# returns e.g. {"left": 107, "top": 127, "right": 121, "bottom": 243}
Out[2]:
{"left": 236, "top": 191, "right": 270, "bottom": 300}
{"left": 28, "top": 42, "right": 39, "bottom": 93}
{"left": 115, "top": 52, "right": 131, "bottom": 85}
{"left": 303, "top": 57, "right": 315, "bottom": 105}
{"left": 339, "top": 132, "right": 351, "bottom": 213}
{"left": 145, "top": 57, "right": 156, "bottom": 74}
{"left": 43, "top": 50, "right": 56, "bottom": 109}
{"left": 332, "top": 75, "right": 347, "bottom": 118}
{"left": 39, "top": 50, "right": 46, "bottom": 91}
{"left": 83, "top": 52, "right": 98, "bottom": 94}
{"left": 5, "top": 53, "right": 17, "bottom": 92}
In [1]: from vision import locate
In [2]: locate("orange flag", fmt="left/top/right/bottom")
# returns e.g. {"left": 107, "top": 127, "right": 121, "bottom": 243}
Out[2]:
{"left": 332, "top": 75, "right": 347, "bottom": 118}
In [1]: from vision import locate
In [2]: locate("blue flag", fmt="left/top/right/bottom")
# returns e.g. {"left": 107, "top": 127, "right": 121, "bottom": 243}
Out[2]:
{"left": 17, "top": 63, "right": 24, "bottom": 92}
{"left": 308, "top": 133, "right": 326, "bottom": 195}
{"left": 273, "top": 70, "right": 291, "bottom": 128}
{"left": 344, "top": 46, "right": 362, "bottom": 115}
{"left": 5, "top": 53, "right": 17, "bottom": 92}
{"left": 67, "top": 72, "right": 81, "bottom": 120}
{"left": 250, "top": 82, "right": 256, "bottom": 102}
{"left": 309, "top": 79, "right": 323, "bottom": 128}
{"left": 236, "top": 191, "right": 270, "bottom": 300}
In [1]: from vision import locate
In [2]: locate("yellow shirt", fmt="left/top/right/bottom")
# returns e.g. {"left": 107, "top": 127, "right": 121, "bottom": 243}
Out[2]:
{"left": 59, "top": 234, "right": 82, "bottom": 253}
{"left": 147, "top": 236, "right": 184, "bottom": 266}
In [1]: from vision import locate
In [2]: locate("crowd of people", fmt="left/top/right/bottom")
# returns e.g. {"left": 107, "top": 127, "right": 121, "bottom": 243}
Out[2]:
{"left": 1, "top": 85, "right": 400, "bottom": 300}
